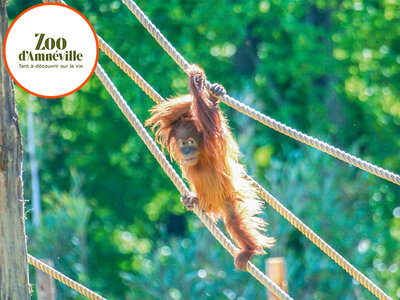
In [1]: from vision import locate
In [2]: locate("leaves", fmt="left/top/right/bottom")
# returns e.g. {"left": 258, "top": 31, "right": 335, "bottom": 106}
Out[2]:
{"left": 7, "top": 0, "right": 399, "bottom": 298}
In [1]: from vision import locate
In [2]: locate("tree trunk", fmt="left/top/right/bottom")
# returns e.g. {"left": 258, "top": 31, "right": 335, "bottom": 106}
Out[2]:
{"left": 0, "top": 0, "right": 30, "bottom": 299}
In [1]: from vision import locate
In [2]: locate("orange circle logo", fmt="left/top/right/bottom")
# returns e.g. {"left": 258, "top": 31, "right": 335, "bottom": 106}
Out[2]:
{"left": 3, "top": 3, "right": 99, "bottom": 98}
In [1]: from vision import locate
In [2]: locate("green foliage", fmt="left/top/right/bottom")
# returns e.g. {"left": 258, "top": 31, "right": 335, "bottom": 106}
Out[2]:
{"left": 6, "top": 0, "right": 400, "bottom": 298}
{"left": 27, "top": 178, "right": 92, "bottom": 299}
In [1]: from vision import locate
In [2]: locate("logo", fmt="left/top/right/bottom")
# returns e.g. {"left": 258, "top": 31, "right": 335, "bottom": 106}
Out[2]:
{"left": 3, "top": 3, "right": 99, "bottom": 98}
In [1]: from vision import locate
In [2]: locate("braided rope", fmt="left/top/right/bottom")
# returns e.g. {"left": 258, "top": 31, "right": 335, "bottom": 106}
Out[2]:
{"left": 121, "top": 0, "right": 189, "bottom": 71}
{"left": 94, "top": 63, "right": 292, "bottom": 300}
{"left": 38, "top": 0, "right": 391, "bottom": 298}
{"left": 122, "top": 0, "right": 400, "bottom": 187}
{"left": 28, "top": 255, "right": 107, "bottom": 300}
{"left": 38, "top": 1, "right": 290, "bottom": 298}
{"left": 98, "top": 36, "right": 165, "bottom": 104}
{"left": 102, "top": 46, "right": 391, "bottom": 300}
{"left": 248, "top": 177, "right": 391, "bottom": 300}
{"left": 96, "top": 32, "right": 390, "bottom": 298}
{"left": 43, "top": 0, "right": 164, "bottom": 104}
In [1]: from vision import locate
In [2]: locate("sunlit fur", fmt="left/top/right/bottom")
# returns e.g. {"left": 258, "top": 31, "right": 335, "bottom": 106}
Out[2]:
{"left": 146, "top": 65, "right": 275, "bottom": 269}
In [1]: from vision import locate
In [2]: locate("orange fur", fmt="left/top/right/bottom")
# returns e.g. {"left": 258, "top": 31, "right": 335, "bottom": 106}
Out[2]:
{"left": 145, "top": 65, "right": 275, "bottom": 270}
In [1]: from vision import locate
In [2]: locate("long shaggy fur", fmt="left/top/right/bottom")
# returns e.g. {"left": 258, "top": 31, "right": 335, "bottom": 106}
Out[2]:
{"left": 145, "top": 65, "right": 275, "bottom": 269}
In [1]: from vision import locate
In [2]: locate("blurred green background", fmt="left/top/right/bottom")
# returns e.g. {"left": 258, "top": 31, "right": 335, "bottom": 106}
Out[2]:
{"left": 6, "top": 0, "right": 400, "bottom": 299}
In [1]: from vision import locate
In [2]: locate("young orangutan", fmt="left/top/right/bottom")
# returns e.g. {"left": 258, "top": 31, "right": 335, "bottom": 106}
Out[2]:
{"left": 145, "top": 65, "right": 275, "bottom": 270}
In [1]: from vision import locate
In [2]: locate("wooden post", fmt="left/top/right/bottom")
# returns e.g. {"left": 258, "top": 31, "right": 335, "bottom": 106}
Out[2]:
{"left": 266, "top": 257, "right": 288, "bottom": 300}
{"left": 0, "top": 0, "right": 30, "bottom": 299}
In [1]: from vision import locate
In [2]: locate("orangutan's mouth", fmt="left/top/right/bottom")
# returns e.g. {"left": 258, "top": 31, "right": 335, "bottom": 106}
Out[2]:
{"left": 180, "top": 157, "right": 196, "bottom": 166}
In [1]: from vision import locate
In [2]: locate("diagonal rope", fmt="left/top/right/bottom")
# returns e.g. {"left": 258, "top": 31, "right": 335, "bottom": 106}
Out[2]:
{"left": 93, "top": 25, "right": 391, "bottom": 298}
{"left": 43, "top": 0, "right": 164, "bottom": 104}
{"left": 247, "top": 176, "right": 391, "bottom": 300}
{"left": 28, "top": 254, "right": 107, "bottom": 300}
{"left": 40, "top": 1, "right": 290, "bottom": 298}
{"left": 94, "top": 63, "right": 293, "bottom": 300}
{"left": 100, "top": 43, "right": 391, "bottom": 300}
{"left": 97, "top": 36, "right": 165, "bottom": 104}
{"left": 121, "top": 0, "right": 400, "bottom": 187}
{"left": 40, "top": 0, "right": 391, "bottom": 298}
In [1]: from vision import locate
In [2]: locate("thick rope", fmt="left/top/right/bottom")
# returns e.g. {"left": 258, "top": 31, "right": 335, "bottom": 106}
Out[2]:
{"left": 98, "top": 36, "right": 165, "bottom": 104}
{"left": 121, "top": 0, "right": 189, "bottom": 71}
{"left": 122, "top": 0, "right": 400, "bottom": 187}
{"left": 96, "top": 32, "right": 392, "bottom": 300}
{"left": 39, "top": 0, "right": 391, "bottom": 298}
{"left": 43, "top": 0, "right": 164, "bottom": 104}
{"left": 95, "top": 32, "right": 390, "bottom": 298}
{"left": 97, "top": 46, "right": 391, "bottom": 299}
{"left": 248, "top": 177, "right": 392, "bottom": 300}
{"left": 94, "top": 63, "right": 292, "bottom": 300}
{"left": 39, "top": 1, "right": 290, "bottom": 298}
{"left": 28, "top": 254, "right": 107, "bottom": 300}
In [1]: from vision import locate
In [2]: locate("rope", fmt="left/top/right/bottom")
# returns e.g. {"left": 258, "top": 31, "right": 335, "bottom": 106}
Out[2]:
{"left": 98, "top": 36, "right": 165, "bottom": 104}
{"left": 39, "top": 0, "right": 391, "bottom": 298}
{"left": 248, "top": 177, "right": 392, "bottom": 300}
{"left": 28, "top": 254, "right": 107, "bottom": 300}
{"left": 95, "top": 21, "right": 392, "bottom": 300}
{"left": 121, "top": 0, "right": 189, "bottom": 71}
{"left": 43, "top": 0, "right": 164, "bottom": 104}
{"left": 96, "top": 48, "right": 390, "bottom": 299}
{"left": 94, "top": 63, "right": 292, "bottom": 300}
{"left": 94, "top": 32, "right": 390, "bottom": 299}
{"left": 121, "top": 0, "right": 400, "bottom": 187}
{"left": 39, "top": 1, "right": 290, "bottom": 298}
